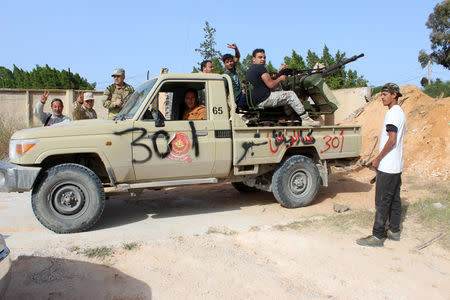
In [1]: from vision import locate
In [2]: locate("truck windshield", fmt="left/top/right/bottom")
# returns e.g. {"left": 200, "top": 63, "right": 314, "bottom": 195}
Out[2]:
{"left": 115, "top": 78, "right": 157, "bottom": 120}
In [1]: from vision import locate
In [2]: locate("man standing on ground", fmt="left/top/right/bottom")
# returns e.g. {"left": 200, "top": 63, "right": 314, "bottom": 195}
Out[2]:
{"left": 222, "top": 43, "right": 243, "bottom": 104}
{"left": 73, "top": 91, "right": 97, "bottom": 120}
{"left": 200, "top": 60, "right": 214, "bottom": 73}
{"left": 102, "top": 68, "right": 134, "bottom": 120}
{"left": 245, "top": 49, "right": 320, "bottom": 126}
{"left": 357, "top": 83, "right": 407, "bottom": 247}
{"left": 34, "top": 91, "right": 71, "bottom": 126}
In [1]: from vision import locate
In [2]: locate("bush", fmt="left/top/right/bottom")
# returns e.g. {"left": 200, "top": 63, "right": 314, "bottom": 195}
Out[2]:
{"left": 371, "top": 86, "right": 382, "bottom": 96}
{"left": 422, "top": 79, "right": 450, "bottom": 98}
{"left": 0, "top": 116, "right": 23, "bottom": 159}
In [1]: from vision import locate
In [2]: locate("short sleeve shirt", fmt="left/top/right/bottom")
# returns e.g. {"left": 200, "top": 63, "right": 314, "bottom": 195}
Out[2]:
{"left": 378, "top": 105, "right": 407, "bottom": 174}
{"left": 246, "top": 64, "right": 270, "bottom": 104}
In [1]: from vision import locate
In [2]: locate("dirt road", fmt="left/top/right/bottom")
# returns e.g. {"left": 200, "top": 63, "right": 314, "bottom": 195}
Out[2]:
{"left": 1, "top": 170, "right": 449, "bottom": 299}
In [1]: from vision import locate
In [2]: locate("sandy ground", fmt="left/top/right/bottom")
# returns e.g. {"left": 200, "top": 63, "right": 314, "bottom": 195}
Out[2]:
{"left": 1, "top": 170, "right": 449, "bottom": 300}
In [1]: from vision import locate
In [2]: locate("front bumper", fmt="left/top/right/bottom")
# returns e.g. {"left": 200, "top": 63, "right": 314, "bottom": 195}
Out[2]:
{"left": 0, "top": 159, "right": 41, "bottom": 193}
{"left": 0, "top": 234, "right": 11, "bottom": 299}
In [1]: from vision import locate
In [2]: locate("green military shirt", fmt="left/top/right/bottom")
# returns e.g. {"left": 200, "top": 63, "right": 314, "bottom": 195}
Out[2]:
{"left": 73, "top": 101, "right": 97, "bottom": 120}
{"left": 224, "top": 70, "right": 242, "bottom": 102}
{"left": 102, "top": 82, "right": 135, "bottom": 119}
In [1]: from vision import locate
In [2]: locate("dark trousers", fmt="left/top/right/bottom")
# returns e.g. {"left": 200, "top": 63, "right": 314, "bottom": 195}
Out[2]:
{"left": 372, "top": 170, "right": 402, "bottom": 239}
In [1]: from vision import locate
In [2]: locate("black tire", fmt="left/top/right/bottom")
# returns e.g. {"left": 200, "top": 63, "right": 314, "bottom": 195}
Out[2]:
{"left": 272, "top": 155, "right": 320, "bottom": 208}
{"left": 31, "top": 163, "right": 105, "bottom": 233}
{"left": 231, "top": 182, "right": 260, "bottom": 193}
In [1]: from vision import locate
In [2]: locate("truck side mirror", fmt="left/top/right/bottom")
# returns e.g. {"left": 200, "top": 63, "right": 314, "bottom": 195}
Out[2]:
{"left": 155, "top": 117, "right": 165, "bottom": 127}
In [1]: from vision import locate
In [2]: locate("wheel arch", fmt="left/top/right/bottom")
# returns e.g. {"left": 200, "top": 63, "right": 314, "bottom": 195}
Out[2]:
{"left": 37, "top": 153, "right": 111, "bottom": 186}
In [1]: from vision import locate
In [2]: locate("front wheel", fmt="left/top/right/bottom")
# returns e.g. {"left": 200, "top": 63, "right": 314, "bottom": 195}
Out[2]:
{"left": 31, "top": 163, "right": 105, "bottom": 233}
{"left": 272, "top": 155, "right": 320, "bottom": 208}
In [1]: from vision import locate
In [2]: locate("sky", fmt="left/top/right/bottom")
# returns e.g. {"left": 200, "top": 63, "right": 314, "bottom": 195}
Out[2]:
{"left": 0, "top": 0, "right": 448, "bottom": 91}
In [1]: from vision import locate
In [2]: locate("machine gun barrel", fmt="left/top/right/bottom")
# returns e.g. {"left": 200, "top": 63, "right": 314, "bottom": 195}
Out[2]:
{"left": 321, "top": 53, "right": 364, "bottom": 77}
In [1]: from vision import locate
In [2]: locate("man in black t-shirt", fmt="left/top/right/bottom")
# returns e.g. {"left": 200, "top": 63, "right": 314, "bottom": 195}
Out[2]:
{"left": 245, "top": 49, "right": 319, "bottom": 126}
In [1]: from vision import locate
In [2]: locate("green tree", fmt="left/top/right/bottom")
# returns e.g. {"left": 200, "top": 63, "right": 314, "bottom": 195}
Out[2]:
{"left": 236, "top": 54, "right": 253, "bottom": 80}
{"left": 418, "top": 0, "right": 450, "bottom": 70}
{"left": 284, "top": 50, "right": 307, "bottom": 70}
{"left": 0, "top": 67, "right": 15, "bottom": 88}
{"left": 193, "top": 21, "right": 223, "bottom": 74}
{"left": 0, "top": 65, "right": 95, "bottom": 89}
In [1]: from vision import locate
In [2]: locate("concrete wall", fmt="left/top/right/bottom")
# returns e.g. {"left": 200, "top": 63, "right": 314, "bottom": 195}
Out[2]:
{"left": 332, "top": 87, "right": 372, "bottom": 123}
{"left": 0, "top": 89, "right": 107, "bottom": 127}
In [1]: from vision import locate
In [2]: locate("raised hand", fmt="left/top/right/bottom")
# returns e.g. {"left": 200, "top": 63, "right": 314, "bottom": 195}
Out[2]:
{"left": 227, "top": 43, "right": 237, "bottom": 50}
{"left": 40, "top": 90, "right": 50, "bottom": 104}
{"left": 278, "top": 65, "right": 288, "bottom": 72}
{"left": 76, "top": 91, "right": 84, "bottom": 104}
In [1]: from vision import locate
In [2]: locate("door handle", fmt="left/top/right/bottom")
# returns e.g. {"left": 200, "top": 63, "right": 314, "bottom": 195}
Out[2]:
{"left": 196, "top": 131, "right": 208, "bottom": 136}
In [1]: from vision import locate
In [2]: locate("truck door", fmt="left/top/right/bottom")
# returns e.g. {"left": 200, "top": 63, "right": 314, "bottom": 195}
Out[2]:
{"left": 130, "top": 80, "right": 218, "bottom": 181}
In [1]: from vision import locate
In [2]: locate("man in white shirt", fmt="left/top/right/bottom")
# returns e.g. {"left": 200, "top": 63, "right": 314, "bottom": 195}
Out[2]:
{"left": 34, "top": 91, "right": 71, "bottom": 126}
{"left": 357, "top": 83, "right": 407, "bottom": 247}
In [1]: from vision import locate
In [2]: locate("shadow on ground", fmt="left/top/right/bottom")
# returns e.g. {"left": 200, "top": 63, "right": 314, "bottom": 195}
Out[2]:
{"left": 4, "top": 256, "right": 151, "bottom": 299}
{"left": 313, "top": 174, "right": 374, "bottom": 205}
{"left": 95, "top": 174, "right": 374, "bottom": 231}
{"left": 94, "top": 183, "right": 274, "bottom": 230}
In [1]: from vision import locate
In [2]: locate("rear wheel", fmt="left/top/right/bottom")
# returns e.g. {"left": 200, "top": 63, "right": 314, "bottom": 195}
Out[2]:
{"left": 272, "top": 155, "right": 320, "bottom": 208}
{"left": 31, "top": 163, "right": 105, "bottom": 233}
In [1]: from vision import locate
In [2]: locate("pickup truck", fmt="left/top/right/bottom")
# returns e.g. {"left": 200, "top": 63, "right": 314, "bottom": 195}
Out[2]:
{"left": 0, "top": 72, "right": 361, "bottom": 233}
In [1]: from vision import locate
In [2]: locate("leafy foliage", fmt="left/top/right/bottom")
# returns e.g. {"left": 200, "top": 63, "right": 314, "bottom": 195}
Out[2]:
{"left": 371, "top": 86, "right": 383, "bottom": 96}
{"left": 0, "top": 65, "right": 95, "bottom": 89}
{"left": 422, "top": 78, "right": 450, "bottom": 98}
{"left": 418, "top": 0, "right": 450, "bottom": 70}
{"left": 193, "top": 21, "right": 223, "bottom": 74}
{"left": 420, "top": 77, "right": 430, "bottom": 87}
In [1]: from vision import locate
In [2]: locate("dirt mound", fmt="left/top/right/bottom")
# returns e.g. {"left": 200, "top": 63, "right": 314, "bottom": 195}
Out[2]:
{"left": 346, "top": 85, "right": 449, "bottom": 181}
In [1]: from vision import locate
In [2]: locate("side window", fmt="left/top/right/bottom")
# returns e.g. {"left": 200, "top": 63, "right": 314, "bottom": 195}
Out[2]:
{"left": 145, "top": 81, "right": 207, "bottom": 121}
{"left": 141, "top": 92, "right": 167, "bottom": 121}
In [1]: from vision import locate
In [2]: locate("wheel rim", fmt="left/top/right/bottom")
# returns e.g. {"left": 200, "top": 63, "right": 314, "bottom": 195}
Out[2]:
{"left": 289, "top": 170, "right": 309, "bottom": 195}
{"left": 50, "top": 184, "right": 86, "bottom": 215}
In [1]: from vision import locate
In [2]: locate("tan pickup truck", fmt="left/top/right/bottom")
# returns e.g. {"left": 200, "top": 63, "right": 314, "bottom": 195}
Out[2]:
{"left": 0, "top": 72, "right": 361, "bottom": 233}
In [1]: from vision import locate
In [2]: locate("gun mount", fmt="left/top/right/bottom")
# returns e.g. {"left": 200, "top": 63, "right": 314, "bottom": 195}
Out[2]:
{"left": 280, "top": 53, "right": 365, "bottom": 117}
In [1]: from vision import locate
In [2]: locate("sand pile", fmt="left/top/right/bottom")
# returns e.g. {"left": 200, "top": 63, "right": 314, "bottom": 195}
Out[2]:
{"left": 346, "top": 85, "right": 449, "bottom": 181}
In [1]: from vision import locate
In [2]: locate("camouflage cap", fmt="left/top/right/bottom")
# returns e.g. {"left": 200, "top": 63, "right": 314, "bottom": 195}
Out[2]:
{"left": 83, "top": 92, "right": 95, "bottom": 101}
{"left": 111, "top": 68, "right": 125, "bottom": 77}
{"left": 381, "top": 83, "right": 402, "bottom": 97}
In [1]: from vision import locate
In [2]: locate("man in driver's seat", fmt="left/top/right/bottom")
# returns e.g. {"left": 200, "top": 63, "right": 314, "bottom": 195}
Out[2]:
{"left": 182, "top": 89, "right": 206, "bottom": 120}
{"left": 246, "top": 49, "right": 320, "bottom": 126}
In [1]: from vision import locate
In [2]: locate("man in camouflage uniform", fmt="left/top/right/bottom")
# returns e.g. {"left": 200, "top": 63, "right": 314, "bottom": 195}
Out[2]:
{"left": 102, "top": 68, "right": 134, "bottom": 119}
{"left": 73, "top": 91, "right": 97, "bottom": 120}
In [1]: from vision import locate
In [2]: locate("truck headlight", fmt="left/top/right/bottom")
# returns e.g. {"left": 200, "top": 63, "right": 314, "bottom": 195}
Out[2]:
{"left": 9, "top": 139, "right": 39, "bottom": 160}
